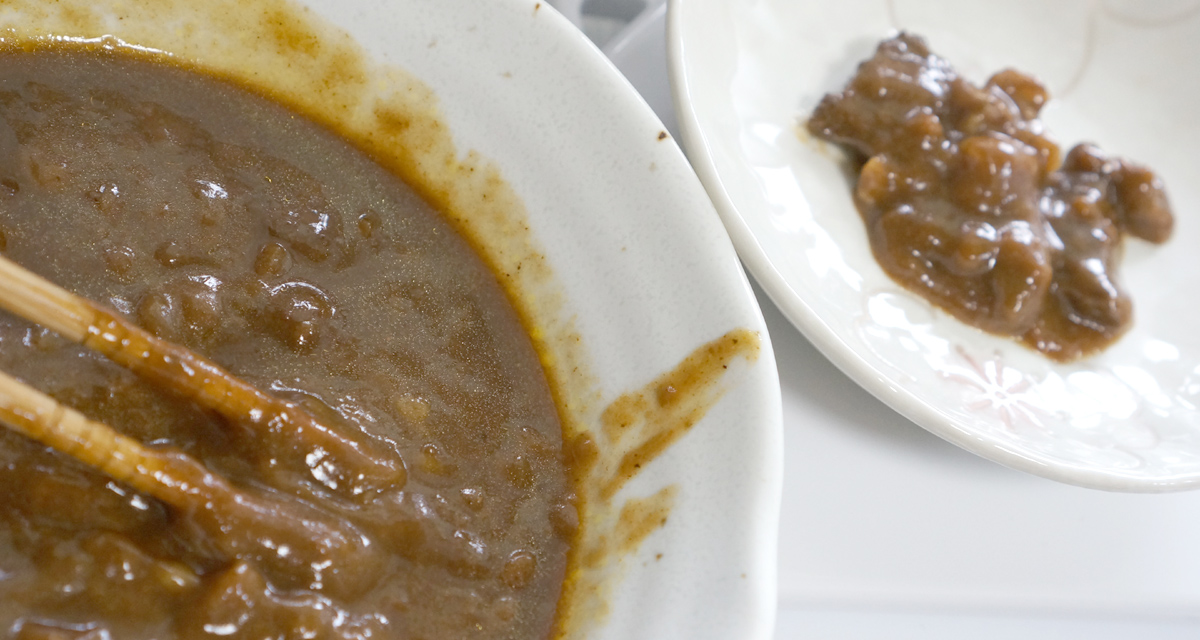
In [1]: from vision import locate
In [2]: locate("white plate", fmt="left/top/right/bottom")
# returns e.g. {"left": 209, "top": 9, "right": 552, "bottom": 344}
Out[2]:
{"left": 3, "top": 0, "right": 782, "bottom": 637}
{"left": 669, "top": 0, "right": 1200, "bottom": 492}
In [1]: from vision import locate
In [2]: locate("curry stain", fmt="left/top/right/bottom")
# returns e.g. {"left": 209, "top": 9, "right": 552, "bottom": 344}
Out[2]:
{"left": 578, "top": 484, "right": 676, "bottom": 569}
{"left": 598, "top": 327, "right": 760, "bottom": 500}
{"left": 614, "top": 485, "right": 676, "bottom": 556}
{"left": 0, "top": 2, "right": 759, "bottom": 638}
{"left": 553, "top": 328, "right": 760, "bottom": 637}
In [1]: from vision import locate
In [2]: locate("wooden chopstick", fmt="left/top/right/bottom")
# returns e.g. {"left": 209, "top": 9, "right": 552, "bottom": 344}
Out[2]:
{"left": 0, "top": 367, "right": 181, "bottom": 499}
{"left": 0, "top": 254, "right": 403, "bottom": 499}
{"left": 0, "top": 368, "right": 382, "bottom": 597}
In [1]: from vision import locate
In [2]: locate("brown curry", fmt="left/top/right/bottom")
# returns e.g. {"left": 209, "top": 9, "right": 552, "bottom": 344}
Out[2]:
{"left": 0, "top": 47, "right": 573, "bottom": 639}
{"left": 808, "top": 33, "right": 1174, "bottom": 361}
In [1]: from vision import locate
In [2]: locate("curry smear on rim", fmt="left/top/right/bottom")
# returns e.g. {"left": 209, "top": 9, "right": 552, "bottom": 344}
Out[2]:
{"left": 598, "top": 328, "right": 761, "bottom": 501}
{"left": 0, "top": 0, "right": 765, "bottom": 637}
{"left": 554, "top": 328, "right": 761, "bottom": 633}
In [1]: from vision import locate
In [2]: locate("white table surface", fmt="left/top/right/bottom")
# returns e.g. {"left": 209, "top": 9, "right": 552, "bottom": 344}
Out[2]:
{"left": 555, "top": 0, "right": 1200, "bottom": 636}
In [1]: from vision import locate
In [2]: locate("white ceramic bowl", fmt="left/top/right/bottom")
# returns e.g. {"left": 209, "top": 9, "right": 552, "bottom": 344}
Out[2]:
{"left": 2, "top": 0, "right": 783, "bottom": 637}
{"left": 670, "top": 0, "right": 1200, "bottom": 491}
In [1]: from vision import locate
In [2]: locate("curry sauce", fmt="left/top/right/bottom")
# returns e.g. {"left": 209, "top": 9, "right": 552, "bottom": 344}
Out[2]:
{"left": 0, "top": 48, "right": 572, "bottom": 639}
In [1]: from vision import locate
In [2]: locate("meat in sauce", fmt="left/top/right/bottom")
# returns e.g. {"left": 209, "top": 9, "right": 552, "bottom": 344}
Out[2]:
{"left": 807, "top": 33, "right": 1174, "bottom": 361}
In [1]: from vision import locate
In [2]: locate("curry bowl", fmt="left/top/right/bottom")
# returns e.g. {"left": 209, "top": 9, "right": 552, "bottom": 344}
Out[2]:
{"left": 0, "top": 0, "right": 781, "bottom": 637}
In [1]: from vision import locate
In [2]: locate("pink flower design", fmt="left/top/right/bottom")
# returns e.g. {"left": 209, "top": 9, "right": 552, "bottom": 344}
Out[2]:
{"left": 941, "top": 345, "right": 1053, "bottom": 432}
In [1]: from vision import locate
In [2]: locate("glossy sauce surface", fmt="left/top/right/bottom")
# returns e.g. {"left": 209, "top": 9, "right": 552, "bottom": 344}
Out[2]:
{"left": 0, "top": 49, "right": 571, "bottom": 639}
{"left": 808, "top": 34, "right": 1174, "bottom": 361}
